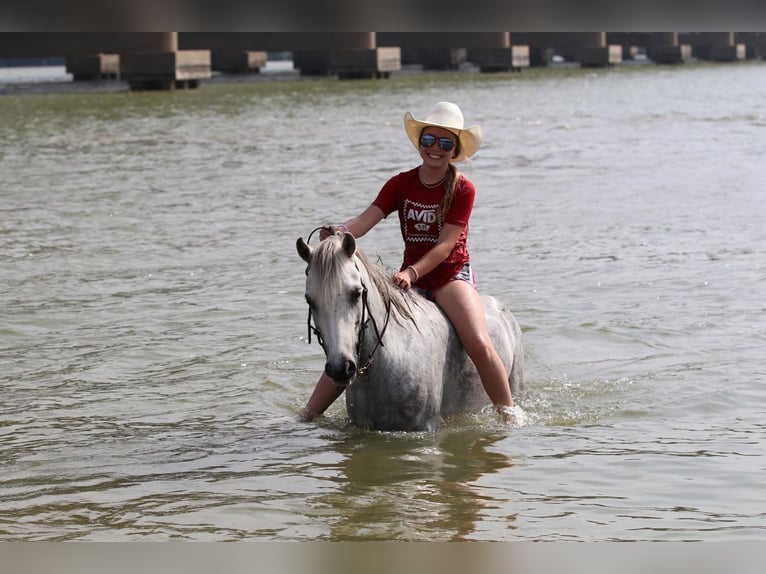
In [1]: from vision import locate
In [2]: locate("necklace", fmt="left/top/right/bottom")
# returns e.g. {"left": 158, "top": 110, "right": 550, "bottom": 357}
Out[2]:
{"left": 418, "top": 167, "right": 446, "bottom": 189}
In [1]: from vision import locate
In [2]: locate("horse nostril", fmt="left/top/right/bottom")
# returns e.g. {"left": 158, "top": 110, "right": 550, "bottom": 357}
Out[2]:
{"left": 325, "top": 360, "right": 356, "bottom": 383}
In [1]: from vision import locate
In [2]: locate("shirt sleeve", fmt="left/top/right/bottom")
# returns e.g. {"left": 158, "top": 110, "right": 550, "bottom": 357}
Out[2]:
{"left": 371, "top": 172, "right": 404, "bottom": 218}
{"left": 443, "top": 176, "right": 475, "bottom": 227}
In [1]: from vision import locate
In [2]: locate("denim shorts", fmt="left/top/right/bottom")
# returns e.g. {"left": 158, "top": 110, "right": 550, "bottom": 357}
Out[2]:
{"left": 416, "top": 262, "right": 476, "bottom": 301}
{"left": 453, "top": 262, "right": 477, "bottom": 287}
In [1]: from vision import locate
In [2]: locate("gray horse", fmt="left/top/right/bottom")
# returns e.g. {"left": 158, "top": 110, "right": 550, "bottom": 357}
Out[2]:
{"left": 297, "top": 231, "right": 524, "bottom": 431}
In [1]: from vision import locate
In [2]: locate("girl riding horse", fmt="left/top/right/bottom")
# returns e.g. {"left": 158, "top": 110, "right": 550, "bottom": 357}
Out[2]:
{"left": 299, "top": 101, "right": 519, "bottom": 424}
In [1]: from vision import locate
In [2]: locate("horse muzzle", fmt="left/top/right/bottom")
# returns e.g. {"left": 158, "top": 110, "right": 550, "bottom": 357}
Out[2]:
{"left": 325, "top": 358, "right": 357, "bottom": 384}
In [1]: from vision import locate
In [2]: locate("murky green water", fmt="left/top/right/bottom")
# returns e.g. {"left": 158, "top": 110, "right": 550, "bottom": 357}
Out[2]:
{"left": 1, "top": 62, "right": 765, "bottom": 540}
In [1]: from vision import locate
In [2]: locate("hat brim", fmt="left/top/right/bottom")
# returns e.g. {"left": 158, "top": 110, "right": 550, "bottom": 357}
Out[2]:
{"left": 404, "top": 111, "right": 482, "bottom": 163}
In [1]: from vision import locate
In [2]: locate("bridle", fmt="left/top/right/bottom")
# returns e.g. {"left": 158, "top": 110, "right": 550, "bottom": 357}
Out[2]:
{"left": 306, "top": 282, "right": 391, "bottom": 382}
{"left": 304, "top": 227, "right": 392, "bottom": 385}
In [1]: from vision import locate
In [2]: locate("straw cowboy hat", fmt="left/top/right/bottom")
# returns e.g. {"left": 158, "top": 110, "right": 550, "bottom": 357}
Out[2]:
{"left": 404, "top": 101, "right": 482, "bottom": 163}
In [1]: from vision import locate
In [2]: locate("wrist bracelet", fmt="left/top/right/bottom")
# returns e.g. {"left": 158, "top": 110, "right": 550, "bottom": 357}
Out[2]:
{"left": 406, "top": 265, "right": 419, "bottom": 281}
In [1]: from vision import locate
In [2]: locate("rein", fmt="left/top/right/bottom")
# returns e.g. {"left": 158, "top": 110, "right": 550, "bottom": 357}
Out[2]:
{"left": 356, "top": 283, "right": 391, "bottom": 377}
{"left": 304, "top": 229, "right": 392, "bottom": 385}
{"left": 307, "top": 269, "right": 392, "bottom": 384}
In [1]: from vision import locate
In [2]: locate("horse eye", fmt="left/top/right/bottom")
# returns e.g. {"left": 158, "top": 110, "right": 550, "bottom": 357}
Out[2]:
{"left": 349, "top": 288, "right": 362, "bottom": 303}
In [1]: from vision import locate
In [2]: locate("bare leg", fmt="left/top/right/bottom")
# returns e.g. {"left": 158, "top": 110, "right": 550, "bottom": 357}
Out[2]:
{"left": 298, "top": 372, "right": 345, "bottom": 421}
{"left": 434, "top": 280, "right": 514, "bottom": 408}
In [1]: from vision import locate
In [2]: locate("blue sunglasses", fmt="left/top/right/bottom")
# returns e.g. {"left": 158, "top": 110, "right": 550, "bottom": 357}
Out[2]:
{"left": 419, "top": 134, "right": 456, "bottom": 152}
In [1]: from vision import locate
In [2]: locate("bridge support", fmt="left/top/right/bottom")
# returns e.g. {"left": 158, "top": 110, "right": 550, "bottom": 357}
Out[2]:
{"left": 118, "top": 33, "right": 211, "bottom": 90}
{"left": 377, "top": 33, "right": 469, "bottom": 70}
{"left": 643, "top": 33, "right": 691, "bottom": 64}
{"left": 680, "top": 33, "right": 745, "bottom": 62}
{"left": 511, "top": 33, "right": 621, "bottom": 67}
{"left": 211, "top": 51, "right": 267, "bottom": 74}
{"left": 413, "top": 47, "right": 467, "bottom": 70}
{"left": 376, "top": 33, "right": 529, "bottom": 72}
{"left": 602, "top": 33, "right": 691, "bottom": 64}
{"left": 65, "top": 53, "right": 120, "bottom": 80}
{"left": 470, "top": 45, "right": 530, "bottom": 72}
{"left": 467, "top": 33, "right": 530, "bottom": 72}
{"left": 736, "top": 32, "right": 766, "bottom": 59}
{"left": 574, "top": 33, "right": 622, "bottom": 67}
{"left": 294, "top": 35, "right": 391, "bottom": 79}
{"left": 121, "top": 50, "right": 211, "bottom": 90}
{"left": 293, "top": 47, "right": 401, "bottom": 79}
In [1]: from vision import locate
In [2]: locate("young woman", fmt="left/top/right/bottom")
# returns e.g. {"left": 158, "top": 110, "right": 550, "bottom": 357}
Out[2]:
{"left": 298, "top": 101, "right": 514, "bottom": 421}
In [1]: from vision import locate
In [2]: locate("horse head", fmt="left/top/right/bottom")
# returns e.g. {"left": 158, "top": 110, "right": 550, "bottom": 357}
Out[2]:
{"left": 297, "top": 232, "right": 366, "bottom": 384}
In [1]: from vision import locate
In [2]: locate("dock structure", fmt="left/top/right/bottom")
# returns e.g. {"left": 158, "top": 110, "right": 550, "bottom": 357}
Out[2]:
{"left": 181, "top": 33, "right": 401, "bottom": 79}
{"left": 290, "top": 33, "right": 398, "bottom": 79}
{"left": 376, "top": 32, "right": 530, "bottom": 72}
{"left": 65, "top": 53, "right": 120, "bottom": 81}
{"left": 0, "top": 32, "right": 763, "bottom": 90}
{"left": 377, "top": 32, "right": 469, "bottom": 70}
{"left": 121, "top": 50, "right": 211, "bottom": 90}
{"left": 736, "top": 32, "right": 766, "bottom": 58}
{"left": 510, "top": 33, "right": 622, "bottom": 67}
{"left": 679, "top": 32, "right": 746, "bottom": 62}
{"left": 210, "top": 51, "right": 267, "bottom": 75}
{"left": 646, "top": 33, "right": 692, "bottom": 64}
{"left": 0, "top": 33, "right": 211, "bottom": 90}
{"left": 605, "top": 33, "right": 691, "bottom": 64}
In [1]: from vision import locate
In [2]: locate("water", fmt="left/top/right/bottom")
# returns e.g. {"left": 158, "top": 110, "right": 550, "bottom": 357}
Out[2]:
{"left": 1, "top": 62, "right": 765, "bottom": 541}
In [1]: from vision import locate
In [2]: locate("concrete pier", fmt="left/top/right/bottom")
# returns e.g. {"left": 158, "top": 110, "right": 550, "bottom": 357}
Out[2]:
{"left": 511, "top": 33, "right": 621, "bottom": 67}
{"left": 679, "top": 33, "right": 745, "bottom": 62}
{"left": 376, "top": 33, "right": 468, "bottom": 70}
{"left": 605, "top": 33, "right": 691, "bottom": 64}
{"left": 736, "top": 32, "right": 766, "bottom": 58}
{"left": 646, "top": 33, "right": 691, "bottom": 64}
{"left": 121, "top": 50, "right": 211, "bottom": 90}
{"left": 471, "top": 45, "right": 531, "bottom": 72}
{"left": 65, "top": 53, "right": 120, "bottom": 81}
{"left": 285, "top": 33, "right": 401, "bottom": 79}
{"left": 0, "top": 32, "right": 761, "bottom": 93}
{"left": 117, "top": 33, "right": 211, "bottom": 90}
{"left": 181, "top": 32, "right": 400, "bottom": 79}
{"left": 211, "top": 51, "right": 267, "bottom": 74}
{"left": 376, "top": 33, "right": 529, "bottom": 72}
{"left": 0, "top": 33, "right": 211, "bottom": 90}
{"left": 466, "top": 33, "right": 530, "bottom": 72}
{"left": 293, "top": 47, "right": 401, "bottom": 79}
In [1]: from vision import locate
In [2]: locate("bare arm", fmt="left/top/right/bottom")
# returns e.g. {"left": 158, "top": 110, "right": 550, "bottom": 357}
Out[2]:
{"left": 321, "top": 204, "right": 385, "bottom": 240}
{"left": 412, "top": 223, "right": 463, "bottom": 277}
{"left": 298, "top": 372, "right": 345, "bottom": 421}
{"left": 393, "top": 223, "right": 464, "bottom": 289}
{"left": 343, "top": 205, "right": 385, "bottom": 238}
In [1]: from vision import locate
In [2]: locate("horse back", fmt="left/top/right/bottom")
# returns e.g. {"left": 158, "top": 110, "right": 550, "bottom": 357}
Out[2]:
{"left": 345, "top": 291, "right": 524, "bottom": 429}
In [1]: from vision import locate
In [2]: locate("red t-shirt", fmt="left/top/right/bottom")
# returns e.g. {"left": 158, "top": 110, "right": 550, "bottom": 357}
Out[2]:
{"left": 372, "top": 167, "right": 475, "bottom": 292}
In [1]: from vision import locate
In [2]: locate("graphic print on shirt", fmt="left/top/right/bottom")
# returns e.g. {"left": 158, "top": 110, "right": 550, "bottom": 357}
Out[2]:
{"left": 403, "top": 199, "right": 442, "bottom": 244}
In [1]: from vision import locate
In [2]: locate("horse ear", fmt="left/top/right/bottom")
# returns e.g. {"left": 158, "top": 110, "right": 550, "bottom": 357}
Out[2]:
{"left": 341, "top": 232, "right": 356, "bottom": 258}
{"left": 296, "top": 237, "right": 313, "bottom": 263}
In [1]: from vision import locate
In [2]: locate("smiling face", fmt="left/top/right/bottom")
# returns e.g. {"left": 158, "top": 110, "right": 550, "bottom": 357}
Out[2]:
{"left": 418, "top": 126, "right": 459, "bottom": 171}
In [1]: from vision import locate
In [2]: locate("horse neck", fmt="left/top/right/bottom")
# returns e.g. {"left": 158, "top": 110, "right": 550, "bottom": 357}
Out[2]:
{"left": 356, "top": 259, "right": 385, "bottom": 319}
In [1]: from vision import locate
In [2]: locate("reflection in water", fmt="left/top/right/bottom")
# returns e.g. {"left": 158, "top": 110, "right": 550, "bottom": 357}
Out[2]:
{"left": 317, "top": 426, "right": 513, "bottom": 541}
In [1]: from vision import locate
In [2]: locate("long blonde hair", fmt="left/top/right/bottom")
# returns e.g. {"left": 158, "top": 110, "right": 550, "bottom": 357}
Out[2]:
{"left": 439, "top": 162, "right": 461, "bottom": 217}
